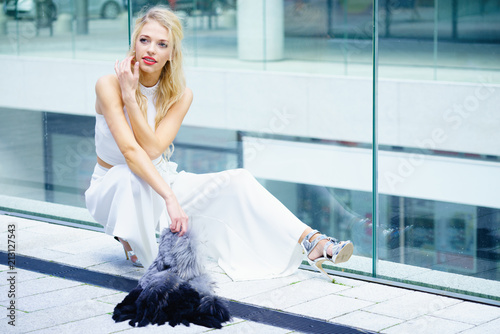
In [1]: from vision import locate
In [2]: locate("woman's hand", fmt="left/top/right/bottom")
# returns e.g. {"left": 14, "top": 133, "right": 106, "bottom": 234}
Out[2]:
{"left": 165, "top": 195, "right": 189, "bottom": 237}
{"left": 114, "top": 56, "right": 140, "bottom": 102}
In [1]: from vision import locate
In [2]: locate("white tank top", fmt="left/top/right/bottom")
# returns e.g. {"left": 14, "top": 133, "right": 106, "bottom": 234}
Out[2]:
{"left": 95, "top": 81, "right": 160, "bottom": 166}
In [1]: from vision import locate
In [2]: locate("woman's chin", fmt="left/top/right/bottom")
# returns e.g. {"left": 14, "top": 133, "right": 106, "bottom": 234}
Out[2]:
{"left": 139, "top": 65, "right": 161, "bottom": 75}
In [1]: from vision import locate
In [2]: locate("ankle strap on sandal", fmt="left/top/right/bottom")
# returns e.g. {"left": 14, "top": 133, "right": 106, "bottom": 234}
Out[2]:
{"left": 304, "top": 229, "right": 319, "bottom": 242}
{"left": 302, "top": 229, "right": 340, "bottom": 259}
{"left": 301, "top": 229, "right": 319, "bottom": 254}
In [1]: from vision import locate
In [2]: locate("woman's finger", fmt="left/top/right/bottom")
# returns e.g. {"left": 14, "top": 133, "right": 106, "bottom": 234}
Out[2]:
{"left": 125, "top": 56, "right": 134, "bottom": 72}
{"left": 171, "top": 220, "right": 180, "bottom": 233}
{"left": 120, "top": 57, "right": 128, "bottom": 73}
{"left": 133, "top": 61, "right": 140, "bottom": 80}
{"left": 179, "top": 220, "right": 188, "bottom": 237}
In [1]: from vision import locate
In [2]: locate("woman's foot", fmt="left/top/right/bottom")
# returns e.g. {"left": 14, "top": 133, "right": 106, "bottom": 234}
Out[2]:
{"left": 307, "top": 233, "right": 332, "bottom": 261}
{"left": 115, "top": 237, "right": 143, "bottom": 267}
{"left": 305, "top": 231, "right": 353, "bottom": 263}
{"left": 300, "top": 229, "right": 353, "bottom": 280}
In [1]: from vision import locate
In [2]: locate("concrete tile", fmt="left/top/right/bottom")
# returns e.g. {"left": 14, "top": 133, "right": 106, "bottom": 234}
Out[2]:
{"left": 431, "top": 301, "right": 500, "bottom": 325}
{"left": 298, "top": 267, "right": 365, "bottom": 286}
{"left": 407, "top": 269, "right": 500, "bottom": 301}
{"left": 203, "top": 258, "right": 225, "bottom": 274}
{"left": 47, "top": 233, "right": 113, "bottom": 255}
{"left": 381, "top": 315, "right": 474, "bottom": 334}
{"left": 287, "top": 266, "right": 331, "bottom": 282}
{"left": 94, "top": 291, "right": 129, "bottom": 306}
{"left": 0, "top": 276, "right": 82, "bottom": 302}
{"left": 0, "top": 315, "right": 19, "bottom": 332}
{"left": 243, "top": 278, "right": 350, "bottom": 310}
{"left": 52, "top": 246, "right": 129, "bottom": 268}
{"left": 17, "top": 247, "right": 74, "bottom": 261}
{"left": 210, "top": 271, "right": 233, "bottom": 286}
{"left": 2, "top": 215, "right": 498, "bottom": 334}
{"left": 0, "top": 229, "right": 62, "bottom": 253}
{"left": 0, "top": 267, "right": 47, "bottom": 284}
{"left": 331, "top": 310, "right": 402, "bottom": 333}
{"left": 328, "top": 255, "right": 374, "bottom": 278}
{"left": 0, "top": 215, "right": 42, "bottom": 229}
{"left": 85, "top": 253, "right": 147, "bottom": 276}
{"left": 26, "top": 223, "right": 98, "bottom": 239}
{"left": 284, "top": 294, "right": 374, "bottom": 320}
{"left": 458, "top": 317, "right": 500, "bottom": 334}
{"left": 363, "top": 291, "right": 462, "bottom": 320}
{"left": 377, "top": 260, "right": 432, "bottom": 281}
{"left": 216, "top": 318, "right": 291, "bottom": 333}
{"left": 216, "top": 274, "right": 304, "bottom": 301}
{"left": 294, "top": 267, "right": 328, "bottom": 282}
{"left": 113, "top": 316, "right": 254, "bottom": 334}
{"left": 117, "top": 269, "right": 146, "bottom": 281}
{"left": 329, "top": 275, "right": 368, "bottom": 288}
{"left": 30, "top": 313, "right": 134, "bottom": 334}
{"left": 15, "top": 284, "right": 119, "bottom": 312}
{"left": 338, "top": 282, "right": 411, "bottom": 303}
{"left": 6, "top": 299, "right": 115, "bottom": 333}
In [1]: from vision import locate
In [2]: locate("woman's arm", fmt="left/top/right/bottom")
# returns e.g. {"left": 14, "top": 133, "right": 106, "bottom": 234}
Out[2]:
{"left": 125, "top": 86, "right": 193, "bottom": 160}
{"left": 95, "top": 65, "right": 188, "bottom": 235}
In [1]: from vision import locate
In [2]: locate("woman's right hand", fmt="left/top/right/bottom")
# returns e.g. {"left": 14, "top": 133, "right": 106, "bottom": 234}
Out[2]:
{"left": 114, "top": 56, "right": 140, "bottom": 101}
{"left": 165, "top": 195, "right": 189, "bottom": 237}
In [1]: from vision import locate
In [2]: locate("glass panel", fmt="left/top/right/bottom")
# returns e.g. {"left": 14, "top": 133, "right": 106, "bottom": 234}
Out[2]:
{"left": 377, "top": 0, "right": 500, "bottom": 300}
{"left": 71, "top": 0, "right": 129, "bottom": 60}
{"left": 0, "top": 0, "right": 128, "bottom": 60}
{"left": 3, "top": 0, "right": 499, "bottom": 304}
{"left": 0, "top": 107, "right": 241, "bottom": 207}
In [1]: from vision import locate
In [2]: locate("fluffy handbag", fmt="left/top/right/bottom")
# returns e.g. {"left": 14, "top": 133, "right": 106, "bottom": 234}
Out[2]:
{"left": 112, "top": 228, "right": 232, "bottom": 328}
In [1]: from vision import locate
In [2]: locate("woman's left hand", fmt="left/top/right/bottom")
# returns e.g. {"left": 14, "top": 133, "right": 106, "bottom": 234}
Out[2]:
{"left": 165, "top": 195, "right": 189, "bottom": 237}
{"left": 114, "top": 56, "right": 140, "bottom": 101}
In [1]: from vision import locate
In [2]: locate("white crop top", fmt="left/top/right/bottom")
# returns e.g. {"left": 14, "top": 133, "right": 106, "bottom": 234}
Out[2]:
{"left": 95, "top": 81, "right": 160, "bottom": 166}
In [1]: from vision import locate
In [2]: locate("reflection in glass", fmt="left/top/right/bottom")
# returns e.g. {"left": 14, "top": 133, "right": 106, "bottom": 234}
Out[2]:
{"left": 1, "top": 0, "right": 499, "bottom": 303}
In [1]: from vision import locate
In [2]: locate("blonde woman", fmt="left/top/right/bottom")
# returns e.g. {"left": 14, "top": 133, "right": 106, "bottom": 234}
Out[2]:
{"left": 85, "top": 6, "right": 353, "bottom": 281}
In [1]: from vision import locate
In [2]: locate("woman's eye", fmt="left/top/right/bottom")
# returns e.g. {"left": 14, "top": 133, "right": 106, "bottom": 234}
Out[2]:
{"left": 159, "top": 43, "right": 167, "bottom": 48}
{"left": 139, "top": 38, "right": 148, "bottom": 44}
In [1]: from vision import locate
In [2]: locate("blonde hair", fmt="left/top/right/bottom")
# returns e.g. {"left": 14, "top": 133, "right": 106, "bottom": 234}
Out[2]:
{"left": 127, "top": 6, "right": 186, "bottom": 131}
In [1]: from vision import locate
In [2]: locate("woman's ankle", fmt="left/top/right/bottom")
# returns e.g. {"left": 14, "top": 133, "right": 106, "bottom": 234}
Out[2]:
{"left": 306, "top": 232, "right": 333, "bottom": 260}
{"left": 118, "top": 238, "right": 133, "bottom": 253}
{"left": 298, "top": 227, "right": 313, "bottom": 244}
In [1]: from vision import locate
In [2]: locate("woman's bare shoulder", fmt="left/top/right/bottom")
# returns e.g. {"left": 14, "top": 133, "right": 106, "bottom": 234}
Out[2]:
{"left": 184, "top": 86, "right": 193, "bottom": 99}
{"left": 95, "top": 74, "right": 120, "bottom": 94}
{"left": 181, "top": 86, "right": 193, "bottom": 106}
{"left": 95, "top": 74, "right": 122, "bottom": 115}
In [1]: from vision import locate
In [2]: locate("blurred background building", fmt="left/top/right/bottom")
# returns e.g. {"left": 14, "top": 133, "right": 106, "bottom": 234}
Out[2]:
{"left": 0, "top": 0, "right": 499, "bottom": 304}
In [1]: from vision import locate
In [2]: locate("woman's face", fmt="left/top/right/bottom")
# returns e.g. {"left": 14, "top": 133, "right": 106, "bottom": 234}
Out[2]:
{"left": 134, "top": 20, "right": 173, "bottom": 77}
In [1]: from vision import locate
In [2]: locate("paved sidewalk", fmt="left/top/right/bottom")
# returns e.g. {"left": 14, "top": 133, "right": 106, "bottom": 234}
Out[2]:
{"left": 1, "top": 214, "right": 500, "bottom": 333}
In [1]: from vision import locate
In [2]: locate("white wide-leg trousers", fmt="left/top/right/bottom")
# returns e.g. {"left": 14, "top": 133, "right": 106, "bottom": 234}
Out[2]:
{"left": 85, "top": 160, "right": 307, "bottom": 281}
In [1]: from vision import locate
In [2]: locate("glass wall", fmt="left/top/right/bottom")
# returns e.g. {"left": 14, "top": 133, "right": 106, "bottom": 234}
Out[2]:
{"left": 376, "top": 0, "right": 500, "bottom": 302}
{"left": 0, "top": 0, "right": 499, "bottom": 304}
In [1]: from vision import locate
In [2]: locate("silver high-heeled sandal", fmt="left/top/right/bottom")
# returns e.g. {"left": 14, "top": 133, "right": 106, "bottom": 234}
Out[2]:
{"left": 124, "top": 249, "right": 143, "bottom": 268}
{"left": 114, "top": 237, "right": 143, "bottom": 268}
{"left": 301, "top": 229, "right": 353, "bottom": 281}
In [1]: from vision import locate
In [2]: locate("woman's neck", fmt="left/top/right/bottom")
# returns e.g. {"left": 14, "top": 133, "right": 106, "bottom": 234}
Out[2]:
{"left": 140, "top": 72, "right": 161, "bottom": 87}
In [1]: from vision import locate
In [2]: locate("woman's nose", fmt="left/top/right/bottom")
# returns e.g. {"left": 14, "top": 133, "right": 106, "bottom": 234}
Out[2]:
{"left": 147, "top": 44, "right": 156, "bottom": 54}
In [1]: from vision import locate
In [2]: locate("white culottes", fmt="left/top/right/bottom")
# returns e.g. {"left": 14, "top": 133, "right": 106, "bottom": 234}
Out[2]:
{"left": 85, "top": 159, "right": 308, "bottom": 281}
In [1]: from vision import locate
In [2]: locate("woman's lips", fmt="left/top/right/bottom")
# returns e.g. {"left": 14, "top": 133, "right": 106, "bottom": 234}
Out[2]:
{"left": 142, "top": 57, "right": 157, "bottom": 65}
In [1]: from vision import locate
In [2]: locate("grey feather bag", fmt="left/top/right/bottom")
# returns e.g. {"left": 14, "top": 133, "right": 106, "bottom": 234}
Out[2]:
{"left": 112, "top": 228, "right": 231, "bottom": 328}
